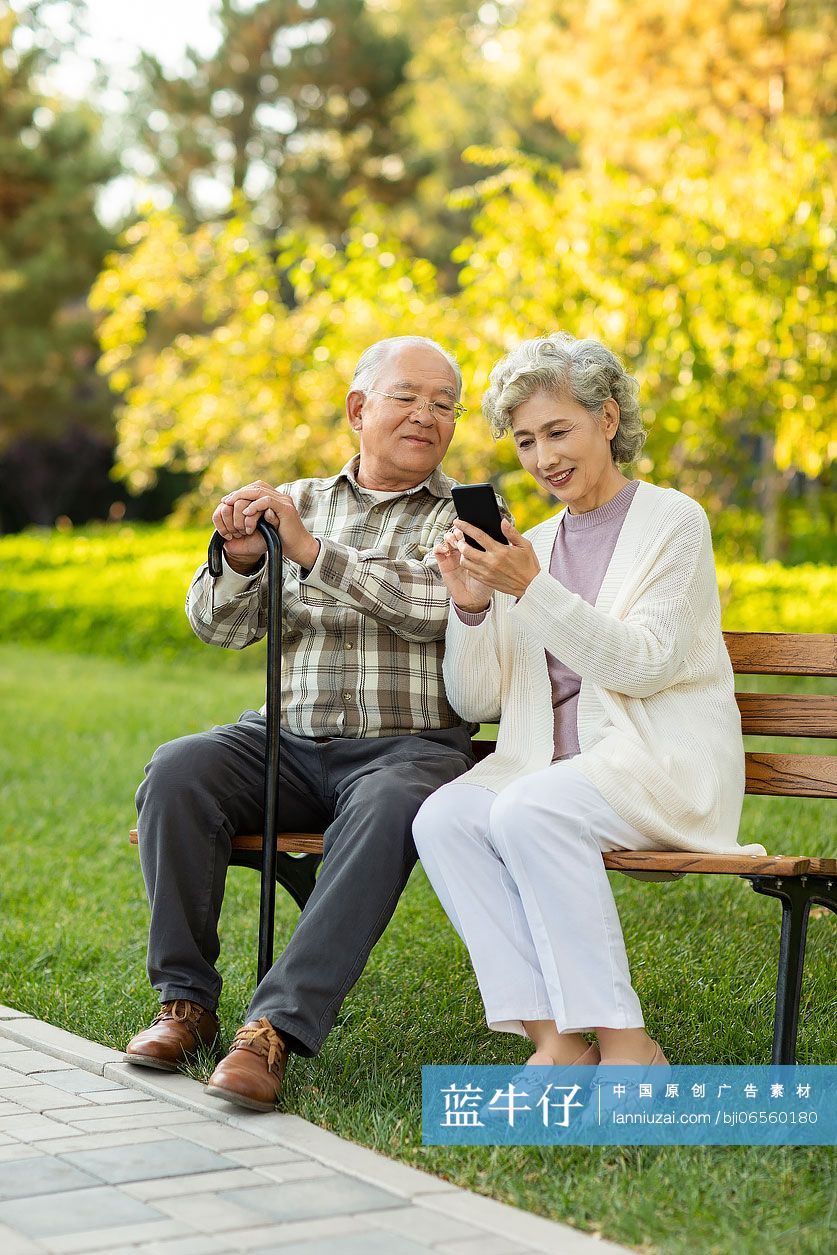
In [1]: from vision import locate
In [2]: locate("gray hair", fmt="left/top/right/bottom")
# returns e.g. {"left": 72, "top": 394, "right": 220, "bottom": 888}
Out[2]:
{"left": 482, "top": 332, "right": 646, "bottom": 465}
{"left": 349, "top": 336, "right": 463, "bottom": 400}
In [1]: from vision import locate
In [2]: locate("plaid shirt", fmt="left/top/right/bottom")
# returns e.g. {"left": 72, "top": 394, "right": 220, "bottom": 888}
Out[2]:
{"left": 186, "top": 456, "right": 475, "bottom": 738}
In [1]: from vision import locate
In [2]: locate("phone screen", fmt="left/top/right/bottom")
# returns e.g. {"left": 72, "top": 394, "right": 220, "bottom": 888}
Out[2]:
{"left": 450, "top": 484, "right": 509, "bottom": 551}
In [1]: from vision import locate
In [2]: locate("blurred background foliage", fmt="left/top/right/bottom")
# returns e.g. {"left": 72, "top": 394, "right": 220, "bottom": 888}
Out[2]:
{"left": 1, "top": 523, "right": 833, "bottom": 666}
{"left": 1, "top": 0, "right": 834, "bottom": 565}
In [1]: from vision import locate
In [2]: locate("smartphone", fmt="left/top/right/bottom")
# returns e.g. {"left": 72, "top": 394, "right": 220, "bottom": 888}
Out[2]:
{"left": 450, "top": 483, "right": 509, "bottom": 551}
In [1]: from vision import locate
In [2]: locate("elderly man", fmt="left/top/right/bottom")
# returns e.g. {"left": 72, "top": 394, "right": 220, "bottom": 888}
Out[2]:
{"left": 125, "top": 336, "right": 478, "bottom": 1111}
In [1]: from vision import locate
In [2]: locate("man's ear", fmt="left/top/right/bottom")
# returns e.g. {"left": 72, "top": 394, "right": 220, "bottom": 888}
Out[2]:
{"left": 346, "top": 390, "right": 364, "bottom": 432}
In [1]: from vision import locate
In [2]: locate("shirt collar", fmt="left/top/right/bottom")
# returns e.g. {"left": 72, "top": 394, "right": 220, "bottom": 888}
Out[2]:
{"left": 317, "top": 455, "right": 453, "bottom": 500}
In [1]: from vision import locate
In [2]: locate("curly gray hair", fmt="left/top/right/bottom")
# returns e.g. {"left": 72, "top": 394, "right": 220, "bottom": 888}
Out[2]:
{"left": 482, "top": 332, "right": 646, "bottom": 465}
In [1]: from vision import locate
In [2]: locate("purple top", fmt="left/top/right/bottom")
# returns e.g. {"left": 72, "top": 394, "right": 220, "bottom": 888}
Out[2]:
{"left": 546, "top": 479, "right": 638, "bottom": 758}
{"left": 455, "top": 480, "right": 639, "bottom": 760}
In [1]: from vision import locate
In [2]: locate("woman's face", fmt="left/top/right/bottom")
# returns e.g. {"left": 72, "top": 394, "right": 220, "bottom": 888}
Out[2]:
{"left": 510, "top": 387, "right": 623, "bottom": 514}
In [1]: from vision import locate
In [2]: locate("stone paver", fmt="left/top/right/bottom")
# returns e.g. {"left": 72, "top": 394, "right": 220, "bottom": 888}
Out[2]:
{"left": 0, "top": 1114, "right": 85, "bottom": 1142}
{"left": 0, "top": 1158, "right": 102, "bottom": 1203}
{"left": 0, "top": 1185, "right": 164, "bottom": 1239}
{"left": 62, "top": 1137, "right": 234, "bottom": 1184}
{"left": 168, "top": 1120, "right": 271, "bottom": 1151}
{"left": 437, "top": 1241, "right": 529, "bottom": 1255}
{"left": 258, "top": 1233, "right": 441, "bottom": 1255}
{"left": 3, "top": 1085, "right": 95, "bottom": 1114}
{"left": 0, "top": 1065, "right": 32, "bottom": 1088}
{"left": 224, "top": 1145, "right": 302, "bottom": 1167}
{"left": 49, "top": 1098, "right": 172, "bottom": 1122}
{"left": 0, "top": 1145, "right": 44, "bottom": 1163}
{"left": 54, "top": 1110, "right": 196, "bottom": 1134}
{"left": 0, "top": 1050, "right": 74, "bottom": 1075}
{"left": 0, "top": 1017, "right": 123, "bottom": 1073}
{"left": 104, "top": 1238, "right": 233, "bottom": 1255}
{"left": 35, "top": 1068, "right": 125, "bottom": 1096}
{"left": 219, "top": 1175, "right": 406, "bottom": 1224}
{"left": 197, "top": 1216, "right": 373, "bottom": 1250}
{"left": 120, "top": 1167, "right": 262, "bottom": 1201}
{"left": 250, "top": 1160, "right": 338, "bottom": 1184}
{"left": 31, "top": 1128, "right": 179, "bottom": 1154}
{"left": 0, "top": 1007, "right": 631, "bottom": 1255}
{"left": 362, "top": 1203, "right": 489, "bottom": 1246}
{"left": 42, "top": 1218, "right": 187, "bottom": 1253}
{"left": 0, "top": 1221, "right": 43, "bottom": 1255}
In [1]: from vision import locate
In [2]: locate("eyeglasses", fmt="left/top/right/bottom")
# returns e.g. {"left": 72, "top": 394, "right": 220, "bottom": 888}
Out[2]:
{"left": 365, "top": 389, "right": 466, "bottom": 424}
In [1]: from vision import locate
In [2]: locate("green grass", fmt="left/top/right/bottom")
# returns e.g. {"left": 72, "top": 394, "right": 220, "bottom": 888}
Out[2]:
{"left": 1, "top": 643, "right": 835, "bottom": 1253}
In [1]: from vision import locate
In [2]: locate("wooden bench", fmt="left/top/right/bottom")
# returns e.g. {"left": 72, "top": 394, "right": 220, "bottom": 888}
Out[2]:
{"left": 130, "top": 630, "right": 836, "bottom": 1063}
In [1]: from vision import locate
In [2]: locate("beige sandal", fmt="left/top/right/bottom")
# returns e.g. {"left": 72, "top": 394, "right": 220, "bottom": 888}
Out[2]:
{"left": 600, "top": 1040, "right": 668, "bottom": 1066}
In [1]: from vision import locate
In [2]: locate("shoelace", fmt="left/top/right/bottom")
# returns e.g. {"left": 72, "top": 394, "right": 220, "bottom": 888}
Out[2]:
{"left": 153, "top": 999, "right": 203, "bottom": 1026}
{"left": 231, "top": 1017, "right": 284, "bottom": 1073}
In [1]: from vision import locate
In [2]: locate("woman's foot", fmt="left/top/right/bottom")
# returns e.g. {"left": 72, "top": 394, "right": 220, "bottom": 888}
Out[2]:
{"left": 522, "top": 1021, "right": 588, "bottom": 1066}
{"left": 526, "top": 1049, "right": 559, "bottom": 1065}
{"left": 525, "top": 1040, "right": 600, "bottom": 1066}
{"left": 597, "top": 1028, "right": 668, "bottom": 1065}
{"left": 601, "top": 1040, "right": 668, "bottom": 1066}
{"left": 527, "top": 1044, "right": 599, "bottom": 1064}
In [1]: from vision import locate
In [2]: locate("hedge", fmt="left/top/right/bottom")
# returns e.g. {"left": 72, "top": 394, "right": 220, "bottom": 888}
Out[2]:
{"left": 1, "top": 523, "right": 834, "bottom": 664}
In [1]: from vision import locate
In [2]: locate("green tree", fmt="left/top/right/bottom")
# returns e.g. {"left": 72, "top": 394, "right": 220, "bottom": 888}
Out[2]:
{"left": 90, "top": 1, "right": 835, "bottom": 557}
{"left": 133, "top": 0, "right": 411, "bottom": 233}
{"left": 452, "top": 134, "right": 834, "bottom": 536}
{"left": 0, "top": 0, "right": 116, "bottom": 458}
{"left": 91, "top": 208, "right": 457, "bottom": 516}
{"left": 524, "top": 0, "right": 836, "bottom": 170}
{"left": 92, "top": 125, "right": 834, "bottom": 550}
{"left": 504, "top": 0, "right": 836, "bottom": 555}
{"left": 369, "top": 0, "right": 572, "bottom": 271}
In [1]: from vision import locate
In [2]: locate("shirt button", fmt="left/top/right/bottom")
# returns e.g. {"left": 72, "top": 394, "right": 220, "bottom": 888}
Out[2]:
{"left": 343, "top": 692, "right": 351, "bottom": 701}
{"left": 345, "top": 642, "right": 353, "bottom": 650}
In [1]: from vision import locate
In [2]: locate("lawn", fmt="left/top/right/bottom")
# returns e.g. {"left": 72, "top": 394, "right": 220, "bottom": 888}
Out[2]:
{"left": 1, "top": 642, "right": 834, "bottom": 1252}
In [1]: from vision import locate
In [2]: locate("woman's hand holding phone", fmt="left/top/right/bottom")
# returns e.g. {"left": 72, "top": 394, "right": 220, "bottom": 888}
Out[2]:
{"left": 451, "top": 517, "right": 541, "bottom": 599}
{"left": 434, "top": 532, "right": 492, "bottom": 613}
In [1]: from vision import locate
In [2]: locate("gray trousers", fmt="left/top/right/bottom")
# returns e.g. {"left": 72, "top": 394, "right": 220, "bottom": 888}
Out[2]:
{"left": 135, "top": 712, "right": 473, "bottom": 1056}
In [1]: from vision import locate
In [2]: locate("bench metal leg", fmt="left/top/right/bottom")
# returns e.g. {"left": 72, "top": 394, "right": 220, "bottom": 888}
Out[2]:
{"left": 748, "top": 875, "right": 837, "bottom": 1064}
{"left": 231, "top": 849, "right": 320, "bottom": 913}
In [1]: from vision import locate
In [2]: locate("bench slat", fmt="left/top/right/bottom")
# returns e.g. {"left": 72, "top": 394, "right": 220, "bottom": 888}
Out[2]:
{"left": 127, "top": 830, "right": 837, "bottom": 876}
{"left": 744, "top": 752, "right": 837, "bottom": 798}
{"left": 723, "top": 631, "right": 837, "bottom": 677}
{"left": 736, "top": 693, "right": 837, "bottom": 738}
{"left": 472, "top": 746, "right": 837, "bottom": 792}
{"left": 602, "top": 851, "right": 837, "bottom": 876}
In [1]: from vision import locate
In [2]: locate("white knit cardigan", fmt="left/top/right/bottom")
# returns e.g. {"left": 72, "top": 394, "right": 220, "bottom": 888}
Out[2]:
{"left": 444, "top": 480, "right": 766, "bottom": 855}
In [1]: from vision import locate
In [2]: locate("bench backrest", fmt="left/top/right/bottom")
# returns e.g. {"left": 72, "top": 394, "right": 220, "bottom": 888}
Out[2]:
{"left": 472, "top": 631, "right": 837, "bottom": 800}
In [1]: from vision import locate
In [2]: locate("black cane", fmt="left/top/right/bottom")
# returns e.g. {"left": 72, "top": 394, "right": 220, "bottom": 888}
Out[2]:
{"left": 208, "top": 520, "right": 282, "bottom": 983}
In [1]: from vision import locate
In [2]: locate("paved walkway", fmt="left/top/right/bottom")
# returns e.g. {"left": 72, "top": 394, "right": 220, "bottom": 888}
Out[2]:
{"left": 0, "top": 1006, "right": 629, "bottom": 1255}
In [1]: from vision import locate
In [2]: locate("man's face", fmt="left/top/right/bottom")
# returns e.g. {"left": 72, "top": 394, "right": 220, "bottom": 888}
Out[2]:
{"left": 348, "top": 345, "right": 458, "bottom": 490}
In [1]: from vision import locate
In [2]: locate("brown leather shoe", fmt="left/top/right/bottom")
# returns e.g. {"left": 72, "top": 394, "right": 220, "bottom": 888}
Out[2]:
{"left": 205, "top": 1018, "right": 287, "bottom": 1112}
{"left": 124, "top": 999, "right": 219, "bottom": 1072}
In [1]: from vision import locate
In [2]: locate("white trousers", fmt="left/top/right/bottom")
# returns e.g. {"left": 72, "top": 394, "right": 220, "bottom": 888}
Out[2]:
{"left": 412, "top": 762, "right": 659, "bottom": 1037}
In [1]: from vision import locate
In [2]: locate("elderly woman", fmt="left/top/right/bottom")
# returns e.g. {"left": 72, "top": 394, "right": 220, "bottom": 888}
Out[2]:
{"left": 413, "top": 332, "right": 765, "bottom": 1067}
